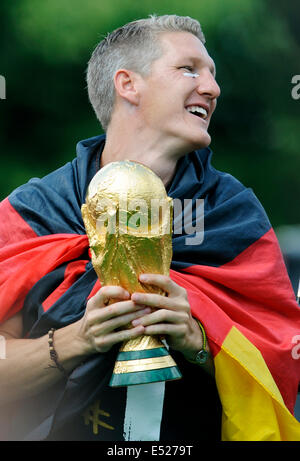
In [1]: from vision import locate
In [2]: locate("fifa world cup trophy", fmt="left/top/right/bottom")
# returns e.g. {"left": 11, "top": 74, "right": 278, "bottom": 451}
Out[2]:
{"left": 81, "top": 160, "right": 182, "bottom": 386}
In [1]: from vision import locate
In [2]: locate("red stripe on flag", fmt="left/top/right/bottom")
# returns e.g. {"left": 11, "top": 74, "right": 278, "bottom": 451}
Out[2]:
{"left": 0, "top": 198, "right": 37, "bottom": 245}
{"left": 0, "top": 233, "right": 89, "bottom": 323}
{"left": 42, "top": 260, "right": 89, "bottom": 312}
{"left": 87, "top": 280, "right": 102, "bottom": 300}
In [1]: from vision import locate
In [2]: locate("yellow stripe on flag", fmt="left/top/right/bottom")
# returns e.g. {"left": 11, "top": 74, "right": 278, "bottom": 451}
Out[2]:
{"left": 214, "top": 326, "right": 300, "bottom": 441}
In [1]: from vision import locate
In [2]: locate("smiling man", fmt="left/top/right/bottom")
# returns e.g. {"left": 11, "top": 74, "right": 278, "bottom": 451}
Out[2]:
{"left": 0, "top": 14, "right": 299, "bottom": 442}
{"left": 94, "top": 22, "right": 220, "bottom": 185}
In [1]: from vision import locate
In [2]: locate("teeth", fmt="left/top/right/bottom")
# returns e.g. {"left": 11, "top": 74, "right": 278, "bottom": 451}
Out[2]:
{"left": 187, "top": 105, "right": 208, "bottom": 118}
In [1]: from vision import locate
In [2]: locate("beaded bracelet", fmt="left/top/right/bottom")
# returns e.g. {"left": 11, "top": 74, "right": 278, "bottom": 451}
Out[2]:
{"left": 48, "top": 328, "right": 67, "bottom": 375}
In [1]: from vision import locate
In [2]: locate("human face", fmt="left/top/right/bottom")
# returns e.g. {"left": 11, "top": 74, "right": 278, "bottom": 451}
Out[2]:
{"left": 138, "top": 31, "right": 220, "bottom": 153}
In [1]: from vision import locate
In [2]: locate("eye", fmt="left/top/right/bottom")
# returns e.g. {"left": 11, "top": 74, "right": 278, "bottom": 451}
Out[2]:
{"left": 179, "top": 66, "right": 194, "bottom": 72}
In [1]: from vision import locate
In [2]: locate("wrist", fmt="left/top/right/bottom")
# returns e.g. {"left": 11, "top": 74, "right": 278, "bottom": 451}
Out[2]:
{"left": 184, "top": 319, "right": 209, "bottom": 365}
{"left": 51, "top": 322, "right": 93, "bottom": 368}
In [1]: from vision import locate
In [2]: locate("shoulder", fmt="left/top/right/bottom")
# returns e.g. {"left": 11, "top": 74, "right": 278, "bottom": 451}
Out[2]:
{"left": 192, "top": 148, "right": 267, "bottom": 214}
{"left": 8, "top": 134, "right": 105, "bottom": 236}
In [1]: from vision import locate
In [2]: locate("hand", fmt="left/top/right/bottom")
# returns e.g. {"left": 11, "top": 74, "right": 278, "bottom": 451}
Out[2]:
{"left": 130, "top": 274, "right": 204, "bottom": 360}
{"left": 76, "top": 286, "right": 151, "bottom": 354}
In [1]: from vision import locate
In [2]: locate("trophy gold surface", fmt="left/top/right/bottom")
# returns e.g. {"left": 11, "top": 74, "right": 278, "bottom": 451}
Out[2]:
{"left": 81, "top": 160, "right": 182, "bottom": 387}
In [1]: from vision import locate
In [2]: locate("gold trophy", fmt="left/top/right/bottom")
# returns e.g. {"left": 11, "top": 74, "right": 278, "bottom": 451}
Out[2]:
{"left": 81, "top": 160, "right": 182, "bottom": 387}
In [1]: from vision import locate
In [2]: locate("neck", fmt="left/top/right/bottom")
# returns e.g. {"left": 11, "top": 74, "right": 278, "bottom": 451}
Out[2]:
{"left": 101, "top": 128, "right": 182, "bottom": 188}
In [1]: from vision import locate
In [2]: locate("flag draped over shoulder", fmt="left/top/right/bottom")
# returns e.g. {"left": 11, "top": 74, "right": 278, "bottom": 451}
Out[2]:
{"left": 0, "top": 134, "right": 299, "bottom": 441}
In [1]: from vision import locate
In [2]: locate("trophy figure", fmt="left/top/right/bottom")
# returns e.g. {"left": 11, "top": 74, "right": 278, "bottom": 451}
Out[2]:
{"left": 81, "top": 160, "right": 182, "bottom": 387}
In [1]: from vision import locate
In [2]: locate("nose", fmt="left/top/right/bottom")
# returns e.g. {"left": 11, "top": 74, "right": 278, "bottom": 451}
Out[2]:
{"left": 196, "top": 69, "right": 221, "bottom": 100}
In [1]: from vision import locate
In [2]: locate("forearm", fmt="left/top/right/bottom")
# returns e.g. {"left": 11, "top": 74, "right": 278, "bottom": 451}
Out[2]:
{"left": 0, "top": 321, "right": 91, "bottom": 406}
{"left": 0, "top": 288, "right": 147, "bottom": 406}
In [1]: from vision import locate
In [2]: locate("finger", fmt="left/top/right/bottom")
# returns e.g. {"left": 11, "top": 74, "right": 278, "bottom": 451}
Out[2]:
{"left": 131, "top": 291, "right": 189, "bottom": 312}
{"left": 94, "top": 325, "right": 145, "bottom": 352}
{"left": 139, "top": 274, "right": 185, "bottom": 297}
{"left": 86, "top": 300, "right": 147, "bottom": 327}
{"left": 142, "top": 323, "right": 187, "bottom": 338}
{"left": 87, "top": 286, "right": 130, "bottom": 311}
{"left": 132, "top": 309, "right": 188, "bottom": 327}
{"left": 89, "top": 307, "right": 152, "bottom": 336}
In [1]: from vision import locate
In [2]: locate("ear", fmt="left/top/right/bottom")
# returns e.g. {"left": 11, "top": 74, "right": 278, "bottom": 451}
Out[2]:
{"left": 113, "top": 69, "right": 140, "bottom": 106}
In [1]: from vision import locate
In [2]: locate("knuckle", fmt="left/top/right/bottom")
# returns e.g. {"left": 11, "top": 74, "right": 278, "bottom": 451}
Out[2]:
{"left": 180, "top": 287, "right": 188, "bottom": 299}
{"left": 98, "top": 287, "right": 110, "bottom": 303}
{"left": 174, "top": 324, "right": 186, "bottom": 338}
{"left": 161, "top": 309, "right": 169, "bottom": 321}
{"left": 165, "top": 277, "right": 174, "bottom": 290}
{"left": 165, "top": 324, "right": 172, "bottom": 333}
{"left": 99, "top": 286, "right": 110, "bottom": 295}
{"left": 181, "top": 311, "right": 190, "bottom": 322}
{"left": 86, "top": 297, "right": 96, "bottom": 311}
{"left": 112, "top": 317, "right": 126, "bottom": 330}
{"left": 85, "top": 314, "right": 95, "bottom": 330}
{"left": 156, "top": 298, "right": 165, "bottom": 309}
{"left": 181, "top": 299, "right": 190, "bottom": 312}
{"left": 90, "top": 323, "right": 103, "bottom": 337}
{"left": 95, "top": 337, "right": 108, "bottom": 352}
{"left": 182, "top": 323, "right": 189, "bottom": 334}
{"left": 124, "top": 327, "right": 141, "bottom": 340}
{"left": 122, "top": 330, "right": 131, "bottom": 341}
{"left": 105, "top": 305, "right": 114, "bottom": 316}
{"left": 86, "top": 309, "right": 102, "bottom": 326}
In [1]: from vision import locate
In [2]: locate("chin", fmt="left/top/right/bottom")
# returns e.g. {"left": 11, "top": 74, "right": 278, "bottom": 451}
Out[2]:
{"left": 186, "top": 131, "right": 211, "bottom": 151}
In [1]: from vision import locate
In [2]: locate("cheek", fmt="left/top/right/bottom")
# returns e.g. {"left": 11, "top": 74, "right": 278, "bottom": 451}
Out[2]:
{"left": 142, "top": 94, "right": 175, "bottom": 126}
{"left": 140, "top": 79, "right": 190, "bottom": 126}
{"left": 210, "top": 99, "right": 217, "bottom": 113}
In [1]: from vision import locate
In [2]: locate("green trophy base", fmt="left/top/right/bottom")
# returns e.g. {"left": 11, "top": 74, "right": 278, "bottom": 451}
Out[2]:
{"left": 109, "top": 347, "right": 182, "bottom": 387}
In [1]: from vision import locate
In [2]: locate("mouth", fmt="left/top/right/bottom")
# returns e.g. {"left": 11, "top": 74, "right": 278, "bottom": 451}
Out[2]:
{"left": 186, "top": 104, "right": 209, "bottom": 121}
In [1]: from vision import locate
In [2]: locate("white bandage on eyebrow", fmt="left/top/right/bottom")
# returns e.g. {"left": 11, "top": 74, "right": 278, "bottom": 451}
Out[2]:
{"left": 183, "top": 72, "right": 199, "bottom": 78}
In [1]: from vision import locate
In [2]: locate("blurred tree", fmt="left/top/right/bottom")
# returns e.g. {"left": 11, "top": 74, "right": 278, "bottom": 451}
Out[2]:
{"left": 0, "top": 0, "right": 299, "bottom": 228}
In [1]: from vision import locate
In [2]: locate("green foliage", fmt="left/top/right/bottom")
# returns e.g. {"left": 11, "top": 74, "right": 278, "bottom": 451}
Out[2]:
{"left": 0, "top": 0, "right": 299, "bottom": 227}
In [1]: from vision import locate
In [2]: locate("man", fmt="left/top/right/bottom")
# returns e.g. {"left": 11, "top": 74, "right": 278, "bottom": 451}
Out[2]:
{"left": 0, "top": 14, "right": 299, "bottom": 441}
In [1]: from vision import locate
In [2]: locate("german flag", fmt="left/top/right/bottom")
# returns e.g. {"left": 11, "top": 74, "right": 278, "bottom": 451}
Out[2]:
{"left": 171, "top": 228, "right": 300, "bottom": 440}
{"left": 0, "top": 134, "right": 299, "bottom": 440}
